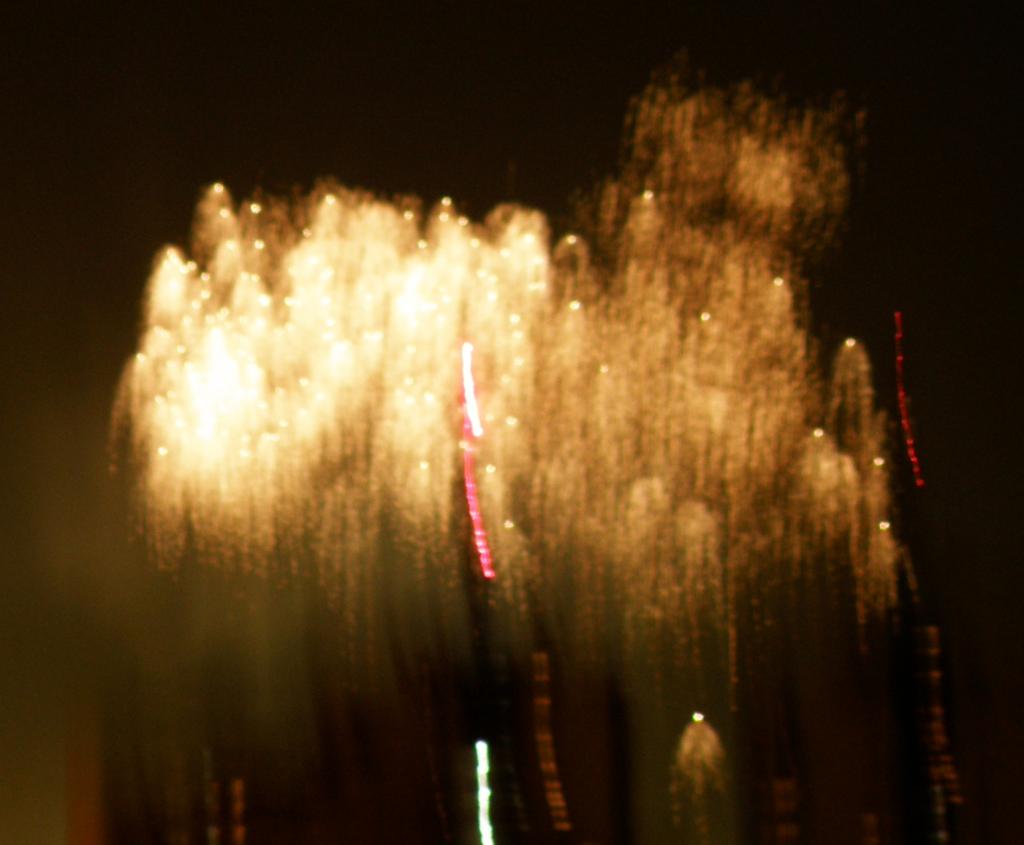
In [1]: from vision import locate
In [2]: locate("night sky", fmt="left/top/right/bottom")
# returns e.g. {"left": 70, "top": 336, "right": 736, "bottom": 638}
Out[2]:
{"left": 1, "top": 5, "right": 1016, "bottom": 842}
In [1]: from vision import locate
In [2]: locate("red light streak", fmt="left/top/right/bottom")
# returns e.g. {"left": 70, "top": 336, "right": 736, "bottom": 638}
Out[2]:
{"left": 462, "top": 342, "right": 496, "bottom": 579}
{"left": 894, "top": 312, "right": 926, "bottom": 488}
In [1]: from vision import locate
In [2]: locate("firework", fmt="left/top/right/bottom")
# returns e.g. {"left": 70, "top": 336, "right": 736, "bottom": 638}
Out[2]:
{"left": 114, "top": 78, "right": 902, "bottom": 834}
{"left": 671, "top": 714, "right": 727, "bottom": 831}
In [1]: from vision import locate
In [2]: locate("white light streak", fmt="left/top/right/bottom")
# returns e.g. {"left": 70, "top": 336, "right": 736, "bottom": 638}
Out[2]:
{"left": 475, "top": 740, "right": 494, "bottom": 845}
{"left": 462, "top": 342, "right": 484, "bottom": 437}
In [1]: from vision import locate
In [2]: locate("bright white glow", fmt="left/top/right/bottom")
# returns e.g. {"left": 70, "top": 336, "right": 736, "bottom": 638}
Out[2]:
{"left": 692, "top": 711, "right": 704, "bottom": 722}
{"left": 462, "top": 342, "right": 484, "bottom": 437}
{"left": 475, "top": 740, "right": 494, "bottom": 845}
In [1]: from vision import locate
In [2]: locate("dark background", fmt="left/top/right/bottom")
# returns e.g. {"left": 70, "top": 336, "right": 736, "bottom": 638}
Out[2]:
{"left": 1, "top": 4, "right": 1016, "bottom": 842}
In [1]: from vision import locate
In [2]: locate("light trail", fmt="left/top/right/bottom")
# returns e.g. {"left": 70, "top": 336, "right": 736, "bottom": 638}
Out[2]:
{"left": 475, "top": 740, "right": 494, "bottom": 845}
{"left": 894, "top": 311, "right": 927, "bottom": 488}
{"left": 532, "top": 651, "right": 571, "bottom": 831}
{"left": 462, "top": 342, "right": 484, "bottom": 437}
{"left": 461, "top": 342, "right": 496, "bottom": 580}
